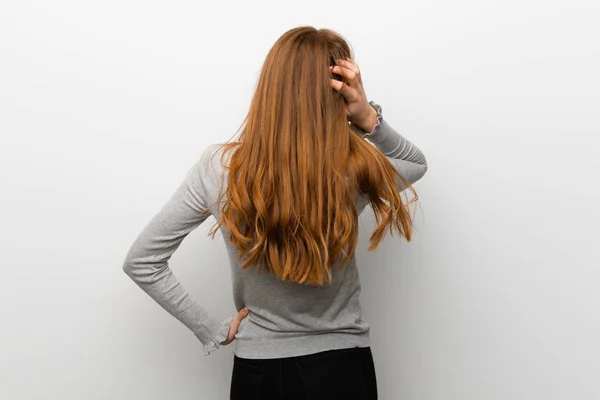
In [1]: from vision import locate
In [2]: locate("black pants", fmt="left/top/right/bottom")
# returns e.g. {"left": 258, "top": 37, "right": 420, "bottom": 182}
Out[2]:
{"left": 230, "top": 346, "right": 377, "bottom": 399}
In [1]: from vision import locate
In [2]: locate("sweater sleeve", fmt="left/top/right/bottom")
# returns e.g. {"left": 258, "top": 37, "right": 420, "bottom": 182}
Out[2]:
{"left": 350, "top": 101, "right": 428, "bottom": 191}
{"left": 122, "top": 147, "right": 233, "bottom": 356}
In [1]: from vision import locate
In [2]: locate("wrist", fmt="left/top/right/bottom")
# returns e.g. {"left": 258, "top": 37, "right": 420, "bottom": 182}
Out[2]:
{"left": 353, "top": 105, "right": 378, "bottom": 133}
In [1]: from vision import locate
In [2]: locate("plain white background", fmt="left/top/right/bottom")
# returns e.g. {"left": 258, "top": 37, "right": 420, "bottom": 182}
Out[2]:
{"left": 1, "top": 1, "right": 599, "bottom": 399}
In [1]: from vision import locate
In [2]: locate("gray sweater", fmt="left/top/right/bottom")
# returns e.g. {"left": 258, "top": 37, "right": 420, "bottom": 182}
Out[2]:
{"left": 122, "top": 101, "right": 428, "bottom": 359}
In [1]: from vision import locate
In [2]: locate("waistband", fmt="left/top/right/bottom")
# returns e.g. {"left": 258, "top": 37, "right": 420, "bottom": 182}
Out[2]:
{"left": 233, "top": 330, "right": 371, "bottom": 359}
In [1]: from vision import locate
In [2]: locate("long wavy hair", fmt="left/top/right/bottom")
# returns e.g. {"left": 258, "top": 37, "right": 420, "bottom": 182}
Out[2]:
{"left": 204, "top": 26, "right": 419, "bottom": 286}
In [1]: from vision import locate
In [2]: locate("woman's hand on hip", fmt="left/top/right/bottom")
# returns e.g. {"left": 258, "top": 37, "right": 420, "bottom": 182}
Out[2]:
{"left": 221, "top": 307, "right": 250, "bottom": 346}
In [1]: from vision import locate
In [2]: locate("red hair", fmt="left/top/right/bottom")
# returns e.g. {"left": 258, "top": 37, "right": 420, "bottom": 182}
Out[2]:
{"left": 205, "top": 26, "right": 419, "bottom": 285}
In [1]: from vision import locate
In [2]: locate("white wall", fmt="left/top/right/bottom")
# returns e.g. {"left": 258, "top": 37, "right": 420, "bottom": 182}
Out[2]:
{"left": 1, "top": 1, "right": 598, "bottom": 399}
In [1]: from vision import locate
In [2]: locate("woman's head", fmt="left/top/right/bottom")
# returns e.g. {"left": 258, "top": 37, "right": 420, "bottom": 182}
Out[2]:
{"left": 207, "top": 26, "right": 418, "bottom": 285}
{"left": 251, "top": 26, "right": 353, "bottom": 126}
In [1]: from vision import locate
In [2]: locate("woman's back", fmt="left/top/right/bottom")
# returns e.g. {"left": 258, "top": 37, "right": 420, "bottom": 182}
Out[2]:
{"left": 211, "top": 101, "right": 427, "bottom": 358}
{"left": 122, "top": 100, "right": 428, "bottom": 359}
{"left": 206, "top": 141, "right": 373, "bottom": 358}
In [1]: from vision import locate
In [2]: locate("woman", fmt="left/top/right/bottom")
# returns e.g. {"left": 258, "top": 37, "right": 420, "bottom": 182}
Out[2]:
{"left": 122, "top": 26, "right": 428, "bottom": 399}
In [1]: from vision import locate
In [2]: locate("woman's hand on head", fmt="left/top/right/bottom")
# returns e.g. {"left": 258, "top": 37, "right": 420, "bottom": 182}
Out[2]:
{"left": 329, "top": 58, "right": 378, "bottom": 132}
{"left": 221, "top": 306, "right": 250, "bottom": 346}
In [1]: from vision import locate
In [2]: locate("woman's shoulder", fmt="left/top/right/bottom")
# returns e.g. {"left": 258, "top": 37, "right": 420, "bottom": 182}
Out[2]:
{"left": 197, "top": 142, "right": 238, "bottom": 194}
{"left": 201, "top": 142, "right": 237, "bottom": 172}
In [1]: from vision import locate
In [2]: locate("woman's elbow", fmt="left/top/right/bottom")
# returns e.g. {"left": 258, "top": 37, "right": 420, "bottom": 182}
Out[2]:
{"left": 122, "top": 258, "right": 135, "bottom": 277}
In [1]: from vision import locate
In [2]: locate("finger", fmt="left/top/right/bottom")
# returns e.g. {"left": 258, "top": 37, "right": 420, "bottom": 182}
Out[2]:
{"left": 229, "top": 317, "right": 241, "bottom": 332}
{"left": 340, "top": 58, "right": 362, "bottom": 85}
{"left": 222, "top": 322, "right": 237, "bottom": 344}
{"left": 225, "top": 308, "right": 249, "bottom": 343}
{"left": 230, "top": 317, "right": 241, "bottom": 330}
{"left": 329, "top": 78, "right": 342, "bottom": 91}
{"left": 339, "top": 58, "right": 359, "bottom": 74}
{"left": 329, "top": 66, "right": 357, "bottom": 98}
{"left": 235, "top": 307, "right": 250, "bottom": 321}
{"left": 330, "top": 79, "right": 355, "bottom": 101}
{"left": 331, "top": 63, "right": 362, "bottom": 88}
{"left": 337, "top": 59, "right": 360, "bottom": 78}
{"left": 330, "top": 64, "right": 357, "bottom": 83}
